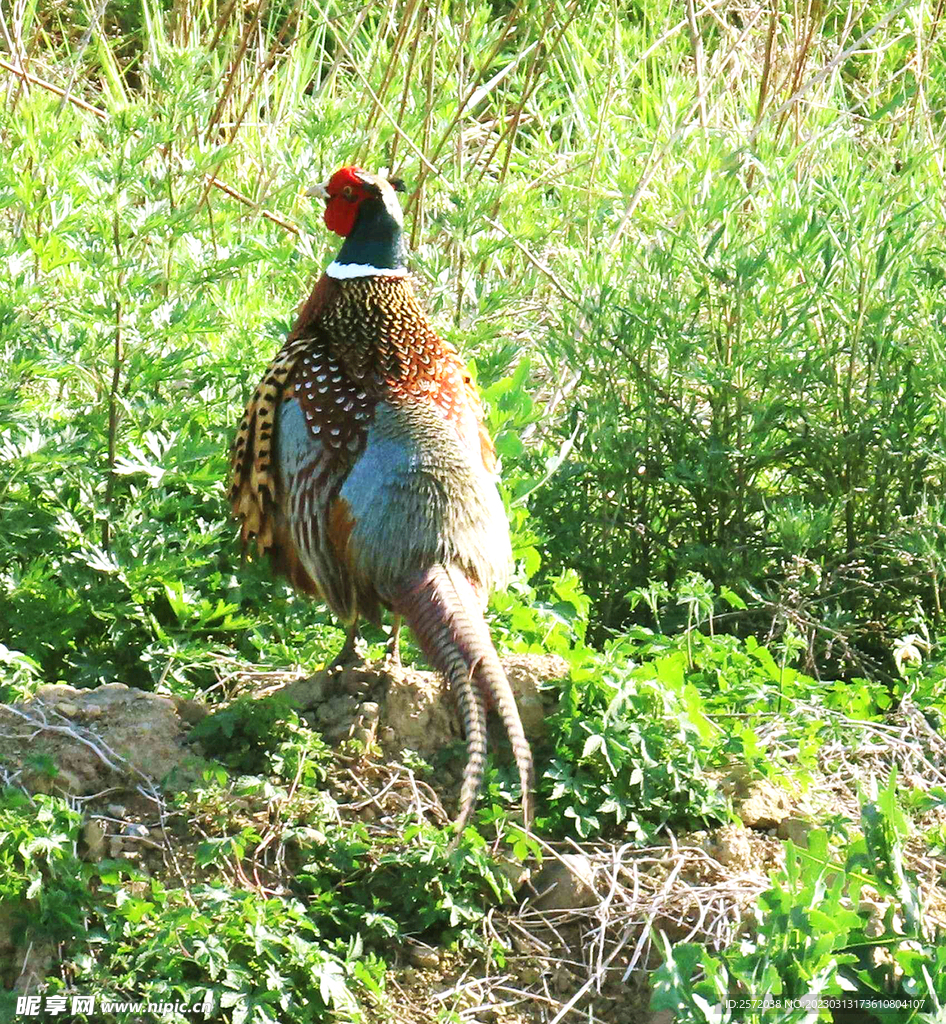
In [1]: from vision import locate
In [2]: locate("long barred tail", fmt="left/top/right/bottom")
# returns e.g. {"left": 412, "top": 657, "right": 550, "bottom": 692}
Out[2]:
{"left": 391, "top": 564, "right": 534, "bottom": 835}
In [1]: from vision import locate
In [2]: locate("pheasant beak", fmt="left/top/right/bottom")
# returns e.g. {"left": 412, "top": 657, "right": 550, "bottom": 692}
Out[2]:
{"left": 306, "top": 182, "right": 330, "bottom": 201}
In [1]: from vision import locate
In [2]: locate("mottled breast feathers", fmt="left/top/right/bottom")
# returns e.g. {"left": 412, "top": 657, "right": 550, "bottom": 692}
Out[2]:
{"left": 228, "top": 273, "right": 498, "bottom": 603}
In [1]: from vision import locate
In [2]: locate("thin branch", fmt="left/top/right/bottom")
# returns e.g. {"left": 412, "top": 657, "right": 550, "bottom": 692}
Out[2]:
{"left": 748, "top": 0, "right": 914, "bottom": 146}
{"left": 0, "top": 56, "right": 302, "bottom": 236}
{"left": 483, "top": 216, "right": 578, "bottom": 307}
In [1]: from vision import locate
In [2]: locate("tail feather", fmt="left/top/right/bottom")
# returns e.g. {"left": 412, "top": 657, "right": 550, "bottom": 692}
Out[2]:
{"left": 390, "top": 564, "right": 534, "bottom": 833}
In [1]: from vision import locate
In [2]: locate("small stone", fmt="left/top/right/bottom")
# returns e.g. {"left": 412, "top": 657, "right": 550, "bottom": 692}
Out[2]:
{"left": 171, "top": 696, "right": 209, "bottom": 725}
{"left": 21, "top": 769, "right": 53, "bottom": 795}
{"left": 860, "top": 899, "right": 886, "bottom": 937}
{"left": 82, "top": 819, "right": 107, "bottom": 861}
{"left": 709, "top": 825, "right": 753, "bottom": 872}
{"left": 56, "top": 702, "right": 79, "bottom": 718}
{"left": 551, "top": 965, "right": 576, "bottom": 994}
{"left": 501, "top": 654, "right": 569, "bottom": 740}
{"left": 359, "top": 702, "right": 380, "bottom": 725}
{"left": 341, "top": 671, "right": 372, "bottom": 697}
{"left": 738, "top": 908, "right": 759, "bottom": 935}
{"left": 107, "top": 804, "right": 127, "bottom": 819}
{"left": 728, "top": 774, "right": 792, "bottom": 828}
{"left": 279, "top": 671, "right": 332, "bottom": 710}
{"left": 406, "top": 943, "right": 440, "bottom": 968}
{"left": 532, "top": 854, "right": 598, "bottom": 911}
{"left": 316, "top": 694, "right": 359, "bottom": 725}
{"left": 494, "top": 854, "right": 530, "bottom": 893}
{"left": 778, "top": 816, "right": 812, "bottom": 846}
{"left": 52, "top": 769, "right": 83, "bottom": 795}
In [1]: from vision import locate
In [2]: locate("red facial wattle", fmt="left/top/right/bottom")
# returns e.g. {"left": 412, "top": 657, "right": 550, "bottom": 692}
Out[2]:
{"left": 323, "top": 197, "right": 359, "bottom": 237}
{"left": 322, "top": 166, "right": 368, "bottom": 238}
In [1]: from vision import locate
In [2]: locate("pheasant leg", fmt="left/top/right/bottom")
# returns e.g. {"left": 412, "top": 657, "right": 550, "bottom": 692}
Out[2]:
{"left": 327, "top": 619, "right": 366, "bottom": 669}
{"left": 383, "top": 615, "right": 403, "bottom": 671}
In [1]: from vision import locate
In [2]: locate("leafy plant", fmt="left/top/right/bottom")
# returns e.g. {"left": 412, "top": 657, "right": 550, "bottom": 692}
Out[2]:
{"left": 539, "top": 648, "right": 728, "bottom": 840}
{"left": 61, "top": 877, "right": 379, "bottom": 1024}
{"left": 188, "top": 695, "right": 328, "bottom": 778}
{"left": 0, "top": 645, "right": 42, "bottom": 703}
{"left": 0, "top": 789, "right": 91, "bottom": 954}
{"left": 296, "top": 820, "right": 516, "bottom": 950}
{"left": 652, "top": 772, "right": 946, "bottom": 1022}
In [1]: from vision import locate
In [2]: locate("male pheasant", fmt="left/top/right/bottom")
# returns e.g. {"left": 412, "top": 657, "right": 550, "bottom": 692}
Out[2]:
{"left": 229, "top": 166, "right": 534, "bottom": 833}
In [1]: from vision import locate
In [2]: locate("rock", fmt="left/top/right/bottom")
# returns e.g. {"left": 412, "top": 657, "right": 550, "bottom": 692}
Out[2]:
{"left": 321, "top": 722, "right": 355, "bottom": 743}
{"left": 721, "top": 769, "right": 793, "bottom": 828}
{"left": 382, "top": 667, "right": 459, "bottom": 757}
{"left": 277, "top": 654, "right": 567, "bottom": 764}
{"left": 81, "top": 818, "right": 107, "bottom": 862}
{"left": 352, "top": 702, "right": 381, "bottom": 744}
{"left": 738, "top": 781, "right": 792, "bottom": 828}
{"left": 278, "top": 671, "right": 334, "bottom": 709}
{"left": 494, "top": 854, "right": 531, "bottom": 893}
{"left": 170, "top": 696, "right": 209, "bottom": 725}
{"left": 532, "top": 853, "right": 599, "bottom": 911}
{"left": 20, "top": 766, "right": 54, "bottom": 795}
{"left": 340, "top": 668, "right": 375, "bottom": 697}
{"left": 359, "top": 701, "right": 381, "bottom": 725}
{"left": 2, "top": 684, "right": 197, "bottom": 796}
{"left": 502, "top": 654, "right": 569, "bottom": 739}
{"left": 551, "top": 965, "right": 577, "bottom": 993}
{"left": 12, "top": 938, "right": 56, "bottom": 993}
{"left": 316, "top": 694, "right": 359, "bottom": 725}
{"left": 519, "top": 965, "right": 542, "bottom": 985}
{"left": 778, "top": 816, "right": 813, "bottom": 846}
{"left": 405, "top": 941, "right": 440, "bottom": 968}
{"left": 281, "top": 663, "right": 377, "bottom": 704}
{"left": 860, "top": 899, "right": 887, "bottom": 938}
{"left": 705, "top": 825, "right": 754, "bottom": 872}
{"left": 382, "top": 653, "right": 565, "bottom": 758}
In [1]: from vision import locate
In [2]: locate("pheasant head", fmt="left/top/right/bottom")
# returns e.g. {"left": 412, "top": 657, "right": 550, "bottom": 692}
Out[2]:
{"left": 308, "top": 167, "right": 407, "bottom": 278}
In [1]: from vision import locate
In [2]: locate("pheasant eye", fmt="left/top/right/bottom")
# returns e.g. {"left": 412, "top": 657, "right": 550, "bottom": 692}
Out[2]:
{"left": 342, "top": 185, "right": 355, "bottom": 200}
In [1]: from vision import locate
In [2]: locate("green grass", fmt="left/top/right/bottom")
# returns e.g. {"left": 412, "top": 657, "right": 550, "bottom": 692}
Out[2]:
{"left": 2, "top": 0, "right": 946, "bottom": 1019}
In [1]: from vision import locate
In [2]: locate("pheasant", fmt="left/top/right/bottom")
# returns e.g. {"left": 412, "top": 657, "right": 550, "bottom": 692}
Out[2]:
{"left": 229, "top": 166, "right": 534, "bottom": 833}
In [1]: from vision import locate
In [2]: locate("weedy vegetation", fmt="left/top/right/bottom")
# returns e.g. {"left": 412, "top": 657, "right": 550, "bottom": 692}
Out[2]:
{"left": 2, "top": 0, "right": 945, "bottom": 1019}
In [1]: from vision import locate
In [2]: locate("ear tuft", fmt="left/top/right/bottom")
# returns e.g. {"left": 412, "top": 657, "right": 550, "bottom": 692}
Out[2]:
{"left": 389, "top": 178, "right": 406, "bottom": 193}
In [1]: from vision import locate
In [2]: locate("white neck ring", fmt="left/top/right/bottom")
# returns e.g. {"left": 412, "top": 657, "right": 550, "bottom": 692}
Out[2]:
{"left": 326, "top": 262, "right": 409, "bottom": 280}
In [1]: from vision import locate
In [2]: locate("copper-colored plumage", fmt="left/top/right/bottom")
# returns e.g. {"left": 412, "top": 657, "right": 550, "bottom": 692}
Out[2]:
{"left": 229, "top": 275, "right": 494, "bottom": 572}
